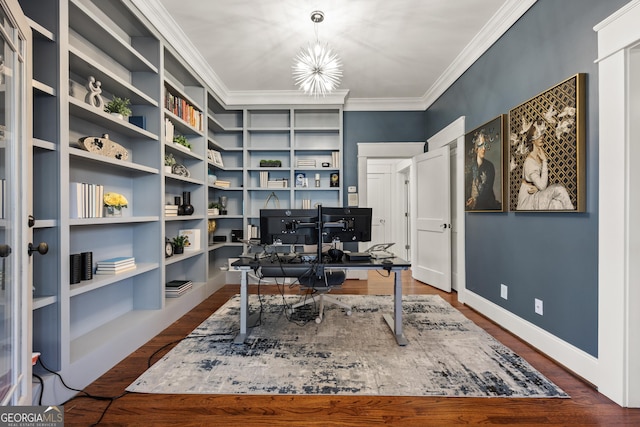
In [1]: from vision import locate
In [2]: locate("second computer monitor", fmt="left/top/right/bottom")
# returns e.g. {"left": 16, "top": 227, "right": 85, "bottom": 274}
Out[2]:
{"left": 321, "top": 207, "right": 372, "bottom": 243}
{"left": 259, "top": 209, "right": 319, "bottom": 245}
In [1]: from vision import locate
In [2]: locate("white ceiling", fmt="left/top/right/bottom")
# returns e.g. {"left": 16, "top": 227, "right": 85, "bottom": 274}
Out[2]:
{"left": 138, "top": 0, "right": 534, "bottom": 109}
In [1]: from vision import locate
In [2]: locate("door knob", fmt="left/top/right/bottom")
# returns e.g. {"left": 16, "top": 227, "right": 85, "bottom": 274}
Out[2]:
{"left": 0, "top": 244, "right": 11, "bottom": 258}
{"left": 28, "top": 242, "right": 49, "bottom": 256}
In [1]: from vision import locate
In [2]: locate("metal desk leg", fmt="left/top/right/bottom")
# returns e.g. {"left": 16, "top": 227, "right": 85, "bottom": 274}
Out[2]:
{"left": 382, "top": 269, "right": 408, "bottom": 346}
{"left": 233, "top": 268, "right": 260, "bottom": 344}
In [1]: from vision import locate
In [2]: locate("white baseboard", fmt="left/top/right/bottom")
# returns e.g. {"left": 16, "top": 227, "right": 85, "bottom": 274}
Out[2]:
{"left": 463, "top": 290, "right": 599, "bottom": 386}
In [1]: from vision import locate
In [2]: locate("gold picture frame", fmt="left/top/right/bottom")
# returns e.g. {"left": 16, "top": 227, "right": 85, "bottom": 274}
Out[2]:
{"left": 464, "top": 115, "right": 506, "bottom": 212}
{"left": 508, "top": 73, "right": 586, "bottom": 212}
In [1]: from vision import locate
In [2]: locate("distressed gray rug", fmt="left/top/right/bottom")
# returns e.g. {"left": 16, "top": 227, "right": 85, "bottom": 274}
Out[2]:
{"left": 127, "top": 294, "right": 568, "bottom": 397}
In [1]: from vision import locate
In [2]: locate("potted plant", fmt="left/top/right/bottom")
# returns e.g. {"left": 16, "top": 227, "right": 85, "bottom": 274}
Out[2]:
{"left": 103, "top": 192, "right": 128, "bottom": 217}
{"left": 208, "top": 201, "right": 221, "bottom": 216}
{"left": 104, "top": 96, "right": 132, "bottom": 120}
{"left": 172, "top": 235, "right": 189, "bottom": 254}
{"left": 173, "top": 135, "right": 192, "bottom": 151}
{"left": 164, "top": 153, "right": 176, "bottom": 174}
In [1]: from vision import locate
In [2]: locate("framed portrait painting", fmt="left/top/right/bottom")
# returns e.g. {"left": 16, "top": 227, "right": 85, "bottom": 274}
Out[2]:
{"left": 464, "top": 115, "right": 506, "bottom": 212}
{"left": 508, "top": 73, "right": 585, "bottom": 212}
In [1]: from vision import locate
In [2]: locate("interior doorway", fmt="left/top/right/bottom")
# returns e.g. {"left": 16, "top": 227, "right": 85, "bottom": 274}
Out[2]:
{"left": 366, "top": 158, "right": 411, "bottom": 259}
{"left": 357, "top": 142, "right": 424, "bottom": 258}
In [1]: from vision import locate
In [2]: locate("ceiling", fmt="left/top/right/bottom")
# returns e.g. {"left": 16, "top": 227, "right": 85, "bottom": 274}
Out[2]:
{"left": 139, "top": 0, "right": 533, "bottom": 110}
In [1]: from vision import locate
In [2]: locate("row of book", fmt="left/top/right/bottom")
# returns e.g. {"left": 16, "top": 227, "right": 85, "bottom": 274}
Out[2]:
{"left": 70, "top": 182, "right": 105, "bottom": 219}
{"left": 95, "top": 256, "right": 136, "bottom": 275}
{"left": 331, "top": 151, "right": 340, "bottom": 168}
{"left": 246, "top": 224, "right": 259, "bottom": 240}
{"left": 164, "top": 90, "right": 204, "bottom": 131}
{"left": 165, "top": 279, "right": 192, "bottom": 298}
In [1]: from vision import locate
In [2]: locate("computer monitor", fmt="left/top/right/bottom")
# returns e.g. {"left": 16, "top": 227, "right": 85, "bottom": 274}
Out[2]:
{"left": 259, "top": 209, "right": 318, "bottom": 245}
{"left": 320, "top": 207, "right": 372, "bottom": 243}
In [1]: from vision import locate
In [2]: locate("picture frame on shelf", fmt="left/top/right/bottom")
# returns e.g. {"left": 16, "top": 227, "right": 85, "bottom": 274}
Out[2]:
{"left": 508, "top": 73, "right": 585, "bottom": 212}
{"left": 464, "top": 115, "right": 505, "bottom": 212}
{"left": 179, "top": 229, "right": 200, "bottom": 252}
{"left": 210, "top": 150, "right": 224, "bottom": 168}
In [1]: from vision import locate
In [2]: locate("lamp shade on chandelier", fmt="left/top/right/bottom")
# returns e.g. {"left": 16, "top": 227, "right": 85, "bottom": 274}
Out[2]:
{"left": 292, "top": 11, "right": 342, "bottom": 97}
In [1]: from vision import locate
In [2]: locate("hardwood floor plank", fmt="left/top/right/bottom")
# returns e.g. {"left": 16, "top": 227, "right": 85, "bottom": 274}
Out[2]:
{"left": 62, "top": 272, "right": 640, "bottom": 426}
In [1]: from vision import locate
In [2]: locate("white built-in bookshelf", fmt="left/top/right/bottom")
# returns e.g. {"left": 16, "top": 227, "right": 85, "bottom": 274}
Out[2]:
{"left": 19, "top": 0, "right": 343, "bottom": 404}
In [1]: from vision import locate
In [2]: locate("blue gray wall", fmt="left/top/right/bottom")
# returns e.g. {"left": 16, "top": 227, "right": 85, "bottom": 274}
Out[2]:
{"left": 342, "top": 111, "right": 427, "bottom": 202}
{"left": 423, "top": 0, "right": 628, "bottom": 357}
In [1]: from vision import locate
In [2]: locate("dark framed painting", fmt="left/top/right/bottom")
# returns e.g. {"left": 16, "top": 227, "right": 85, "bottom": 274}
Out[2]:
{"left": 464, "top": 115, "right": 506, "bottom": 212}
{"left": 508, "top": 73, "right": 585, "bottom": 212}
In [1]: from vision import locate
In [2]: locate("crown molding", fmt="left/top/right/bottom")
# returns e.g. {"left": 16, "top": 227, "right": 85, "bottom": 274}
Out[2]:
{"left": 225, "top": 90, "right": 349, "bottom": 108}
{"left": 130, "top": 0, "right": 231, "bottom": 101}
{"left": 420, "top": 0, "right": 537, "bottom": 110}
{"left": 130, "top": 0, "right": 535, "bottom": 111}
{"left": 344, "top": 97, "right": 427, "bottom": 111}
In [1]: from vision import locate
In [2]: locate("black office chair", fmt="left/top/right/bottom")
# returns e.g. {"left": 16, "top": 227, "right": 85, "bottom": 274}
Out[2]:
{"left": 288, "top": 269, "right": 350, "bottom": 323}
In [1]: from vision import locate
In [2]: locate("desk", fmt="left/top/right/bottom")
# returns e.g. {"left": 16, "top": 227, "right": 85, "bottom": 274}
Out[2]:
{"left": 231, "top": 257, "right": 411, "bottom": 346}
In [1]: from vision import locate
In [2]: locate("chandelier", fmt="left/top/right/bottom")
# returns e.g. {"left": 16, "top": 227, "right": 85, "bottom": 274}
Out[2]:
{"left": 292, "top": 10, "right": 342, "bottom": 97}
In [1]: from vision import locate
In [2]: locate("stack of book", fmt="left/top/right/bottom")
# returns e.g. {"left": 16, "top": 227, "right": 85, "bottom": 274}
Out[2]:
{"left": 214, "top": 179, "right": 230, "bottom": 188}
{"left": 95, "top": 256, "right": 136, "bottom": 275}
{"left": 267, "top": 179, "right": 288, "bottom": 188}
{"left": 165, "top": 279, "right": 192, "bottom": 298}
{"left": 297, "top": 159, "right": 316, "bottom": 167}
{"left": 165, "top": 204, "right": 179, "bottom": 217}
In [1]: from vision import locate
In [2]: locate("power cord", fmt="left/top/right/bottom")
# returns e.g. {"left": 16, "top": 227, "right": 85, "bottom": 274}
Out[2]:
{"left": 36, "top": 357, "right": 129, "bottom": 426}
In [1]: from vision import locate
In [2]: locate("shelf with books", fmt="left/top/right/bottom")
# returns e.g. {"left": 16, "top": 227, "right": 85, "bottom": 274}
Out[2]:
{"left": 69, "top": 262, "right": 158, "bottom": 298}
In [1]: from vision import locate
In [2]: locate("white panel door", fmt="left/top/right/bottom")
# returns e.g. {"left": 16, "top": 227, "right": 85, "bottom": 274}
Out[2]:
{"left": 367, "top": 163, "right": 392, "bottom": 245}
{"left": 411, "top": 146, "right": 451, "bottom": 292}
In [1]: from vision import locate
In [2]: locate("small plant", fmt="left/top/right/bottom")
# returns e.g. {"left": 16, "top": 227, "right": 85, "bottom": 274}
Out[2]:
{"left": 208, "top": 202, "right": 222, "bottom": 210}
{"left": 103, "top": 192, "right": 128, "bottom": 210}
{"left": 104, "top": 96, "right": 132, "bottom": 117}
{"left": 164, "top": 153, "right": 176, "bottom": 167}
{"left": 172, "top": 235, "right": 189, "bottom": 248}
{"left": 173, "top": 135, "right": 191, "bottom": 150}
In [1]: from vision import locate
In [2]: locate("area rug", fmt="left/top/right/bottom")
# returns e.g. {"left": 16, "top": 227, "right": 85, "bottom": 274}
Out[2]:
{"left": 127, "top": 294, "right": 568, "bottom": 398}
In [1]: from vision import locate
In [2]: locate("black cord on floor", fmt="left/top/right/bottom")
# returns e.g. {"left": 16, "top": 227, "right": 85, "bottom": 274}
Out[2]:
{"left": 32, "top": 373, "right": 44, "bottom": 405}
{"left": 36, "top": 357, "right": 130, "bottom": 426}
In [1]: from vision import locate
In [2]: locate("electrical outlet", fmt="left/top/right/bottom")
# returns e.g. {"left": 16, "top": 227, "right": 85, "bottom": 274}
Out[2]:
{"left": 535, "top": 298, "right": 543, "bottom": 315}
{"left": 500, "top": 284, "right": 508, "bottom": 300}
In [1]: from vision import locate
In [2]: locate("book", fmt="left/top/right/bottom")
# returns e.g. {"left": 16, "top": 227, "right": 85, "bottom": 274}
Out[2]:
{"left": 165, "top": 279, "right": 192, "bottom": 288}
{"left": 165, "top": 280, "right": 193, "bottom": 297}
{"left": 97, "top": 256, "right": 135, "bottom": 264}
{"left": 95, "top": 261, "right": 136, "bottom": 271}
{"left": 96, "top": 256, "right": 135, "bottom": 267}
{"left": 95, "top": 264, "right": 137, "bottom": 275}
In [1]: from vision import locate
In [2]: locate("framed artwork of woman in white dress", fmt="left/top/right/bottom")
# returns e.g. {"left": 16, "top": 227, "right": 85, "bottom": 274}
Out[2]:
{"left": 508, "top": 74, "right": 586, "bottom": 212}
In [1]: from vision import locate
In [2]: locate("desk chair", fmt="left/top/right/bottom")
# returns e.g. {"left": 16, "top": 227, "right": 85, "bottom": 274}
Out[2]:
{"left": 288, "top": 269, "right": 351, "bottom": 324}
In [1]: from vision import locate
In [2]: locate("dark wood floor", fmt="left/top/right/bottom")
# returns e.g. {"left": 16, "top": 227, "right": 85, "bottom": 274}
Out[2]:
{"left": 63, "top": 271, "right": 640, "bottom": 426}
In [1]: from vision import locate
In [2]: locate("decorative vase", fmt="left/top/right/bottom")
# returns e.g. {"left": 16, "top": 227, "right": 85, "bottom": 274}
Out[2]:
{"left": 176, "top": 196, "right": 185, "bottom": 216}
{"left": 104, "top": 205, "right": 122, "bottom": 217}
{"left": 165, "top": 165, "right": 173, "bottom": 174}
{"left": 182, "top": 191, "right": 194, "bottom": 215}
